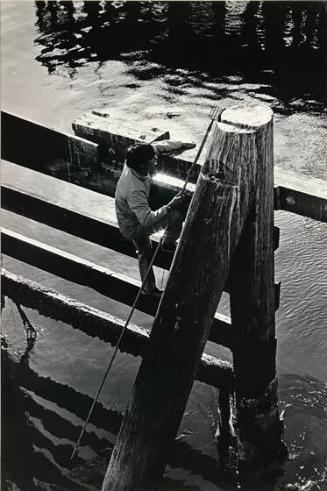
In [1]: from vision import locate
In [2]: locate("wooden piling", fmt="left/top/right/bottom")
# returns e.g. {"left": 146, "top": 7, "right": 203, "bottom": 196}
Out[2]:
{"left": 226, "top": 105, "right": 286, "bottom": 468}
{"left": 101, "top": 104, "right": 271, "bottom": 491}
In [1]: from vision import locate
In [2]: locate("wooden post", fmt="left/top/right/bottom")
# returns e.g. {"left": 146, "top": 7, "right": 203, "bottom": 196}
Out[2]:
{"left": 101, "top": 104, "right": 272, "bottom": 491}
{"left": 226, "top": 105, "right": 286, "bottom": 469}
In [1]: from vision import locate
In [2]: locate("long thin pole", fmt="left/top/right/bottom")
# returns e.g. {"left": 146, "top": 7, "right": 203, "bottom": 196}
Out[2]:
{"left": 70, "top": 237, "right": 163, "bottom": 460}
{"left": 181, "top": 106, "right": 222, "bottom": 193}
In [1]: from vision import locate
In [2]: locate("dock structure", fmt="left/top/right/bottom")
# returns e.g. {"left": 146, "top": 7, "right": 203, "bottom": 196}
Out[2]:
{"left": 1, "top": 107, "right": 327, "bottom": 489}
{"left": 101, "top": 104, "right": 284, "bottom": 490}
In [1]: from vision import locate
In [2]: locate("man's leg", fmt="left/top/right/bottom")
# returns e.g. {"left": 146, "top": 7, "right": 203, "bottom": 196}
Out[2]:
{"left": 132, "top": 233, "right": 157, "bottom": 293}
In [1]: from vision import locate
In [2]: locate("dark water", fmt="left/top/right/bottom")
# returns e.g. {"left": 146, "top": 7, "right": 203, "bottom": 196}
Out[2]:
{"left": 27, "top": 1, "right": 327, "bottom": 107}
{"left": 1, "top": 2, "right": 327, "bottom": 490}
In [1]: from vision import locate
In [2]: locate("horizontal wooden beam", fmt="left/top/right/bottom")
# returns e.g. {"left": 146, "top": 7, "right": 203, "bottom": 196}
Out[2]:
{"left": 1, "top": 166, "right": 280, "bottom": 296}
{"left": 1, "top": 231, "right": 233, "bottom": 349}
{"left": 274, "top": 167, "right": 327, "bottom": 223}
{"left": 1, "top": 110, "right": 99, "bottom": 174}
{"left": 275, "top": 185, "right": 327, "bottom": 223}
{"left": 72, "top": 109, "right": 202, "bottom": 184}
{"left": 2, "top": 268, "right": 234, "bottom": 392}
{"left": 73, "top": 111, "right": 327, "bottom": 223}
{"left": 1, "top": 183, "right": 173, "bottom": 271}
{"left": 2, "top": 110, "right": 326, "bottom": 223}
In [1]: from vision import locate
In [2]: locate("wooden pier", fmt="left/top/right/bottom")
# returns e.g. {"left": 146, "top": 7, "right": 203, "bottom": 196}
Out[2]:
{"left": 1, "top": 107, "right": 326, "bottom": 489}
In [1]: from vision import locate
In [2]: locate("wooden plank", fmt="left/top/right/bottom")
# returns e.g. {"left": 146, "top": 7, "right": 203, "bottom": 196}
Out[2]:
{"left": 1, "top": 161, "right": 280, "bottom": 298}
{"left": 1, "top": 229, "right": 232, "bottom": 348}
{"left": 73, "top": 111, "right": 327, "bottom": 221}
{"left": 274, "top": 167, "right": 327, "bottom": 222}
{"left": 1, "top": 269, "right": 234, "bottom": 392}
{"left": 1, "top": 181, "right": 171, "bottom": 272}
{"left": 1, "top": 110, "right": 99, "bottom": 175}
{"left": 72, "top": 110, "right": 202, "bottom": 184}
{"left": 2, "top": 110, "right": 326, "bottom": 222}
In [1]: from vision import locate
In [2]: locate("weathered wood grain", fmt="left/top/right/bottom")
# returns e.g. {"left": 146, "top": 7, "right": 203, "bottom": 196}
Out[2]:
{"left": 101, "top": 105, "right": 270, "bottom": 491}
{"left": 1, "top": 110, "right": 99, "bottom": 174}
{"left": 1, "top": 228, "right": 232, "bottom": 347}
{"left": 225, "top": 105, "right": 285, "bottom": 468}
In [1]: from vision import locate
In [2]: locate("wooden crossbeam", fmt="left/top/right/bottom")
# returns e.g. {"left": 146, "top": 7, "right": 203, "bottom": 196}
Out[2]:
{"left": 3, "top": 109, "right": 326, "bottom": 224}
{"left": 1, "top": 183, "right": 172, "bottom": 271}
{"left": 1, "top": 168, "right": 280, "bottom": 304}
{"left": 1, "top": 231, "right": 233, "bottom": 348}
{"left": 275, "top": 180, "right": 327, "bottom": 223}
{"left": 2, "top": 268, "right": 234, "bottom": 392}
{"left": 1, "top": 110, "right": 99, "bottom": 174}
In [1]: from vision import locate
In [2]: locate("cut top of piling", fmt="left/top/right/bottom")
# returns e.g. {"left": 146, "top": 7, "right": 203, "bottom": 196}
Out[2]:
{"left": 221, "top": 104, "right": 273, "bottom": 130}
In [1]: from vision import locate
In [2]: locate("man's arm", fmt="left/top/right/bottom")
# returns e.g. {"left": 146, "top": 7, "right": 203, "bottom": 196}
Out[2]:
{"left": 127, "top": 189, "right": 170, "bottom": 232}
{"left": 152, "top": 140, "right": 195, "bottom": 156}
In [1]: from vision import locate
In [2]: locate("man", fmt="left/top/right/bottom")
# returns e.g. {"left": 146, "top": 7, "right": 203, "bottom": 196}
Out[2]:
{"left": 115, "top": 140, "right": 195, "bottom": 296}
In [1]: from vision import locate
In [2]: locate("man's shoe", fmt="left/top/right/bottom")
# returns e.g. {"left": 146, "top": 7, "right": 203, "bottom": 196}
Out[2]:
{"left": 141, "top": 287, "right": 163, "bottom": 297}
{"left": 161, "top": 241, "right": 177, "bottom": 253}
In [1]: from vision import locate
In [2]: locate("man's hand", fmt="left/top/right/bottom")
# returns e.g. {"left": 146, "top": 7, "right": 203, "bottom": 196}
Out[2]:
{"left": 168, "top": 192, "right": 188, "bottom": 211}
{"left": 181, "top": 142, "right": 196, "bottom": 150}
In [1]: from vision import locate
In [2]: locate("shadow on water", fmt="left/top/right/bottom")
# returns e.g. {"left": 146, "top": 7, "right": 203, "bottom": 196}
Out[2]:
{"left": 33, "top": 1, "right": 326, "bottom": 111}
{"left": 1, "top": 298, "right": 231, "bottom": 490}
{"left": 1, "top": 341, "right": 227, "bottom": 490}
{"left": 2, "top": 298, "right": 327, "bottom": 490}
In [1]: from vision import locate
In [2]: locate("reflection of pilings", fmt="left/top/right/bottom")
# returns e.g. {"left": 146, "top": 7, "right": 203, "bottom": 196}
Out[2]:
{"left": 167, "top": 1, "right": 192, "bottom": 46}
{"left": 24, "top": 392, "right": 108, "bottom": 465}
{"left": 48, "top": 0, "right": 59, "bottom": 26}
{"left": 35, "top": 1, "right": 51, "bottom": 31}
{"left": 35, "top": 1, "right": 46, "bottom": 17}
{"left": 305, "top": 1, "right": 319, "bottom": 46}
{"left": 143, "top": 1, "right": 154, "bottom": 22}
{"left": 58, "top": 1, "right": 75, "bottom": 29}
{"left": 31, "top": 449, "right": 87, "bottom": 490}
{"left": 83, "top": 0, "right": 101, "bottom": 26}
{"left": 262, "top": 1, "right": 286, "bottom": 56}
{"left": 317, "top": 2, "right": 327, "bottom": 51}
{"left": 6, "top": 354, "right": 122, "bottom": 434}
{"left": 242, "top": 1, "right": 260, "bottom": 52}
{"left": 103, "top": 1, "right": 118, "bottom": 24}
{"left": 125, "top": 1, "right": 141, "bottom": 26}
{"left": 291, "top": 2, "right": 304, "bottom": 47}
{"left": 2, "top": 349, "right": 35, "bottom": 490}
{"left": 4, "top": 355, "right": 227, "bottom": 485}
{"left": 212, "top": 1, "right": 226, "bottom": 42}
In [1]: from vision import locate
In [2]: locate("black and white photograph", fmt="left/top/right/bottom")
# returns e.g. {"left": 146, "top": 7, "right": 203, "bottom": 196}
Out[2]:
{"left": 1, "top": 1, "right": 327, "bottom": 490}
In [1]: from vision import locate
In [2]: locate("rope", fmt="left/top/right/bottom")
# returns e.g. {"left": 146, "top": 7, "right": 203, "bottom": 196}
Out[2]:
{"left": 70, "top": 105, "right": 222, "bottom": 461}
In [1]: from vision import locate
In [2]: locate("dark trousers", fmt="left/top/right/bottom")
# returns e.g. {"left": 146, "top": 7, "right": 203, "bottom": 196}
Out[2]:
{"left": 132, "top": 211, "right": 183, "bottom": 292}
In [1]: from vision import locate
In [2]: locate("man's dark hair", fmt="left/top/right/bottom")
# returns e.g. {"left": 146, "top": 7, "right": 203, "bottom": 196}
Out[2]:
{"left": 125, "top": 144, "right": 155, "bottom": 170}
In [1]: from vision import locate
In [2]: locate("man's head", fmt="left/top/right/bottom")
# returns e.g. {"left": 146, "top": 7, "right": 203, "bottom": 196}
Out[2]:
{"left": 125, "top": 144, "right": 156, "bottom": 175}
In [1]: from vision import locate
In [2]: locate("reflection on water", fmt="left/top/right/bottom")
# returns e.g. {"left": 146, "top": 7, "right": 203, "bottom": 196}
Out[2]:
{"left": 2, "top": 300, "right": 327, "bottom": 491}
{"left": 33, "top": 1, "right": 326, "bottom": 109}
{"left": 1, "top": 1, "right": 327, "bottom": 490}
{"left": 1, "top": 300, "right": 227, "bottom": 490}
